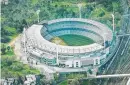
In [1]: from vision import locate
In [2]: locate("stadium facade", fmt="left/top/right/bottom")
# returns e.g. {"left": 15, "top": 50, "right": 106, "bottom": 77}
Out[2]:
{"left": 21, "top": 18, "right": 113, "bottom": 68}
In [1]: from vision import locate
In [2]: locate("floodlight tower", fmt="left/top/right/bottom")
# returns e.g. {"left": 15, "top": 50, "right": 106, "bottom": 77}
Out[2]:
{"left": 56, "top": 45, "right": 59, "bottom": 65}
{"left": 77, "top": 3, "right": 82, "bottom": 18}
{"left": 36, "top": 10, "right": 40, "bottom": 23}
{"left": 23, "top": 27, "right": 27, "bottom": 57}
{"left": 111, "top": 14, "right": 115, "bottom": 33}
{"left": 55, "top": 40, "right": 61, "bottom": 65}
{"left": 23, "top": 27, "right": 28, "bottom": 64}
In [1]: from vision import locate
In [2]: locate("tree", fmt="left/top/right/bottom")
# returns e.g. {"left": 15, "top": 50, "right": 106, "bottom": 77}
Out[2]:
{"left": 120, "top": 0, "right": 130, "bottom": 33}
{"left": 22, "top": 19, "right": 28, "bottom": 28}
{"left": 4, "top": 26, "right": 17, "bottom": 36}
{"left": 7, "top": 46, "right": 10, "bottom": 52}
{"left": 6, "top": 57, "right": 15, "bottom": 66}
{"left": 10, "top": 63, "right": 23, "bottom": 71}
{"left": 17, "top": 76, "right": 24, "bottom": 85}
{"left": 68, "top": 79, "right": 80, "bottom": 85}
{"left": 1, "top": 44, "right": 6, "bottom": 54}
{"left": 88, "top": 69, "right": 93, "bottom": 74}
{"left": 1, "top": 36, "right": 11, "bottom": 43}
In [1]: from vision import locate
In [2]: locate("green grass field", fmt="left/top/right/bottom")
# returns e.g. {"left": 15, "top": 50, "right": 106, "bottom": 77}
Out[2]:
{"left": 55, "top": 34, "right": 95, "bottom": 46}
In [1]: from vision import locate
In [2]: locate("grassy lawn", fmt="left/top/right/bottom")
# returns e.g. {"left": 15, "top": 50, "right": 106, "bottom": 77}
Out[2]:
{"left": 59, "top": 34, "right": 95, "bottom": 46}
{"left": 51, "top": 37, "right": 67, "bottom": 46}
{"left": 4, "top": 50, "right": 14, "bottom": 56}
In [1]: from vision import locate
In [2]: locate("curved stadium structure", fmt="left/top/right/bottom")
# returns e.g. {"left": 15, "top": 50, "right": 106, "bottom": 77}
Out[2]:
{"left": 21, "top": 18, "right": 113, "bottom": 68}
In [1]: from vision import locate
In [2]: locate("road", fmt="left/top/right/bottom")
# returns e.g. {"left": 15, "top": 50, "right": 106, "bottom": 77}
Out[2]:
{"left": 82, "top": 74, "right": 130, "bottom": 79}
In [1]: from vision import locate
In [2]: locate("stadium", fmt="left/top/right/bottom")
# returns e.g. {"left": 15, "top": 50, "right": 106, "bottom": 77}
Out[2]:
{"left": 22, "top": 18, "right": 113, "bottom": 68}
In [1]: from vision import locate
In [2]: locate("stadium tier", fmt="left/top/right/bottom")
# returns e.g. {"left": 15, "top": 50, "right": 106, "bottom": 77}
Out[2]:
{"left": 21, "top": 18, "right": 113, "bottom": 68}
